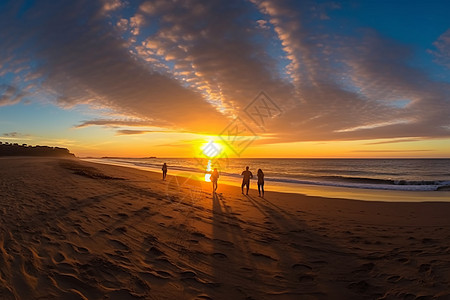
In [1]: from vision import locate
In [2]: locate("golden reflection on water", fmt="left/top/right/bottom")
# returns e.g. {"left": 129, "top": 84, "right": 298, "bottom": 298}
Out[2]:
{"left": 205, "top": 159, "right": 211, "bottom": 182}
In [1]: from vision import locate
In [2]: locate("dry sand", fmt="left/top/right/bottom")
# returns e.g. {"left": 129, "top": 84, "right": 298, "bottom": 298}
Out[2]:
{"left": 0, "top": 157, "right": 449, "bottom": 300}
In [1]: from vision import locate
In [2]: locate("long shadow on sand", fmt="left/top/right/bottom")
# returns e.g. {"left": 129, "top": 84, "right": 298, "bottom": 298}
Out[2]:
{"left": 210, "top": 192, "right": 384, "bottom": 299}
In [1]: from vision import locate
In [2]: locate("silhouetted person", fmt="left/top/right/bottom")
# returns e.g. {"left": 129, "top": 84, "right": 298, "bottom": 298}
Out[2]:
{"left": 162, "top": 163, "right": 167, "bottom": 180}
{"left": 211, "top": 168, "right": 219, "bottom": 193}
{"left": 257, "top": 168, "right": 264, "bottom": 197}
{"left": 241, "top": 166, "right": 253, "bottom": 195}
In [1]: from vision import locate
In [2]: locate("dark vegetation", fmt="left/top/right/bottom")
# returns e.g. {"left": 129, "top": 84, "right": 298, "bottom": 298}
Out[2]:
{"left": 0, "top": 141, "right": 75, "bottom": 157}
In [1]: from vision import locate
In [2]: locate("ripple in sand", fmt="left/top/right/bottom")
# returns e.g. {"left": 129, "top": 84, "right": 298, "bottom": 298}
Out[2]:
{"left": 419, "top": 263, "right": 431, "bottom": 272}
{"left": 113, "top": 226, "right": 127, "bottom": 234}
{"left": 211, "top": 252, "right": 228, "bottom": 260}
{"left": 298, "top": 275, "right": 315, "bottom": 283}
{"left": 387, "top": 275, "right": 401, "bottom": 283}
{"left": 53, "top": 252, "right": 65, "bottom": 263}
{"left": 292, "top": 263, "right": 313, "bottom": 271}
{"left": 251, "top": 252, "right": 277, "bottom": 261}
{"left": 108, "top": 239, "right": 130, "bottom": 251}
{"left": 148, "top": 246, "right": 164, "bottom": 257}
{"left": 212, "top": 239, "right": 234, "bottom": 247}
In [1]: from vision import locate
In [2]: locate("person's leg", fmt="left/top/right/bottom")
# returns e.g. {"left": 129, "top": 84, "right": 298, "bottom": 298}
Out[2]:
{"left": 246, "top": 182, "right": 249, "bottom": 195}
{"left": 241, "top": 182, "right": 244, "bottom": 194}
{"left": 257, "top": 183, "right": 261, "bottom": 196}
{"left": 261, "top": 183, "right": 264, "bottom": 197}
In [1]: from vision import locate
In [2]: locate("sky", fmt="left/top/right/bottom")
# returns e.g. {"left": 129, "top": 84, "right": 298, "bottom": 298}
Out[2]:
{"left": 1, "top": 0, "right": 450, "bottom": 158}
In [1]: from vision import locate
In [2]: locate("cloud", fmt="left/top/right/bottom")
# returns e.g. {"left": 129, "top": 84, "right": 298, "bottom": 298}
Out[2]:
{"left": 135, "top": 0, "right": 296, "bottom": 115}
{"left": 0, "top": 84, "right": 25, "bottom": 106}
{"left": 75, "top": 119, "right": 158, "bottom": 129}
{"left": 430, "top": 29, "right": 450, "bottom": 69}
{"left": 3, "top": 132, "right": 18, "bottom": 137}
{"left": 1, "top": 0, "right": 449, "bottom": 147}
{"left": 364, "top": 138, "right": 423, "bottom": 145}
{"left": 250, "top": 0, "right": 450, "bottom": 143}
{"left": 115, "top": 129, "right": 167, "bottom": 135}
{"left": 1, "top": 0, "right": 229, "bottom": 133}
{"left": 352, "top": 149, "right": 432, "bottom": 153}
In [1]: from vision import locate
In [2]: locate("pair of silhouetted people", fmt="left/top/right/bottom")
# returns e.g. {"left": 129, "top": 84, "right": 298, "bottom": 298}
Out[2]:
{"left": 162, "top": 163, "right": 167, "bottom": 180}
{"left": 241, "top": 166, "right": 264, "bottom": 197}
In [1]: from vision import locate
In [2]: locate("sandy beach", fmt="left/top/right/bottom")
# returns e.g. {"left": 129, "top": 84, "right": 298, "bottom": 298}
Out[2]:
{"left": 0, "top": 157, "right": 449, "bottom": 299}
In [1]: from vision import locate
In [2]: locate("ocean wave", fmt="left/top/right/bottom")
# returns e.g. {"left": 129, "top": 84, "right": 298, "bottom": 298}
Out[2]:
{"left": 265, "top": 176, "right": 450, "bottom": 191}
{"left": 91, "top": 158, "right": 450, "bottom": 192}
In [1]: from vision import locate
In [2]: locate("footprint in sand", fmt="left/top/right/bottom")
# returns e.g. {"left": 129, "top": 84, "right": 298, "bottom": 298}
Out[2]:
{"left": 213, "top": 239, "right": 234, "bottom": 247}
{"left": 72, "top": 245, "right": 89, "bottom": 254}
{"left": 397, "top": 257, "right": 409, "bottom": 264}
{"left": 195, "top": 294, "right": 213, "bottom": 300}
{"left": 143, "top": 234, "right": 158, "bottom": 245}
{"left": 298, "top": 275, "right": 315, "bottom": 283}
{"left": 148, "top": 246, "right": 165, "bottom": 257}
{"left": 292, "top": 263, "right": 313, "bottom": 271}
{"left": 251, "top": 252, "right": 277, "bottom": 261}
{"left": 240, "top": 267, "right": 253, "bottom": 273}
{"left": 108, "top": 239, "right": 130, "bottom": 251}
{"left": 419, "top": 263, "right": 431, "bottom": 272}
{"left": 387, "top": 275, "right": 401, "bottom": 283}
{"left": 117, "top": 212, "right": 129, "bottom": 218}
{"left": 211, "top": 252, "right": 228, "bottom": 260}
{"left": 113, "top": 226, "right": 127, "bottom": 234}
{"left": 156, "top": 270, "right": 173, "bottom": 278}
{"left": 348, "top": 280, "right": 370, "bottom": 293}
{"left": 180, "top": 271, "right": 197, "bottom": 279}
{"left": 358, "top": 262, "right": 375, "bottom": 272}
{"left": 191, "top": 232, "right": 206, "bottom": 238}
{"left": 53, "top": 252, "right": 66, "bottom": 263}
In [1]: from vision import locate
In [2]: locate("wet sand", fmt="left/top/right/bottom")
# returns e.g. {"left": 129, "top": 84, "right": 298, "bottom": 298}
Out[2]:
{"left": 0, "top": 157, "right": 449, "bottom": 299}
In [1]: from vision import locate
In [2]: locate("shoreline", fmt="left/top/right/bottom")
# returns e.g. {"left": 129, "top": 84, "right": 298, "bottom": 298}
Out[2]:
{"left": 83, "top": 158, "right": 450, "bottom": 203}
{"left": 1, "top": 157, "right": 449, "bottom": 299}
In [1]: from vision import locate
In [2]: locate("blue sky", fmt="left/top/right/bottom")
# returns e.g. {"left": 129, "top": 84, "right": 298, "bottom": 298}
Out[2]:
{"left": 1, "top": 0, "right": 450, "bottom": 157}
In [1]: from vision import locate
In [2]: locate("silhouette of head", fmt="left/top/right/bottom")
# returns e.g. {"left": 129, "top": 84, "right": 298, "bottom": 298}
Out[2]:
{"left": 246, "top": 166, "right": 249, "bottom": 170}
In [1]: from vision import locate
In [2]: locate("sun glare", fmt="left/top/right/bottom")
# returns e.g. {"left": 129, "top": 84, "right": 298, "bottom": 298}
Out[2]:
{"left": 200, "top": 140, "right": 225, "bottom": 182}
{"left": 200, "top": 140, "right": 223, "bottom": 158}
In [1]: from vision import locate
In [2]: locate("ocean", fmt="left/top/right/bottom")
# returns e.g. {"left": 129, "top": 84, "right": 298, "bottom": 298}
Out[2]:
{"left": 85, "top": 158, "right": 450, "bottom": 192}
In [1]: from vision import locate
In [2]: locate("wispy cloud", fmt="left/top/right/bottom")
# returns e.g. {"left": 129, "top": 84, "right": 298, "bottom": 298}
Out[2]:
{"left": 430, "top": 29, "right": 450, "bottom": 69}
{"left": 115, "top": 129, "right": 168, "bottom": 135}
{"left": 0, "top": 84, "right": 25, "bottom": 106}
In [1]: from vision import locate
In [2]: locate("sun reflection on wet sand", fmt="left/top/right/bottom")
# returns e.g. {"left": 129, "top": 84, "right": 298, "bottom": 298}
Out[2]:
{"left": 205, "top": 159, "right": 212, "bottom": 182}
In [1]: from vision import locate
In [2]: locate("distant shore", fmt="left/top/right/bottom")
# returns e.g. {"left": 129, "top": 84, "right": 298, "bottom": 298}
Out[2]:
{"left": 0, "top": 157, "right": 449, "bottom": 299}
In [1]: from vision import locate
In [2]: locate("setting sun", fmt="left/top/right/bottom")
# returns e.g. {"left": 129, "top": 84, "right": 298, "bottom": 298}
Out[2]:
{"left": 200, "top": 140, "right": 225, "bottom": 158}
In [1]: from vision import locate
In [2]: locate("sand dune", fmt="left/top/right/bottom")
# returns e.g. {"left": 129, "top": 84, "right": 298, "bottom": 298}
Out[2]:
{"left": 0, "top": 157, "right": 449, "bottom": 299}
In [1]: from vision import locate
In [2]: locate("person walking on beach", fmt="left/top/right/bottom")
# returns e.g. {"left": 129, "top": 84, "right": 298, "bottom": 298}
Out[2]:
{"left": 162, "top": 163, "right": 167, "bottom": 180}
{"left": 241, "top": 166, "right": 253, "bottom": 195}
{"left": 257, "top": 168, "right": 264, "bottom": 197}
{"left": 211, "top": 168, "right": 219, "bottom": 193}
